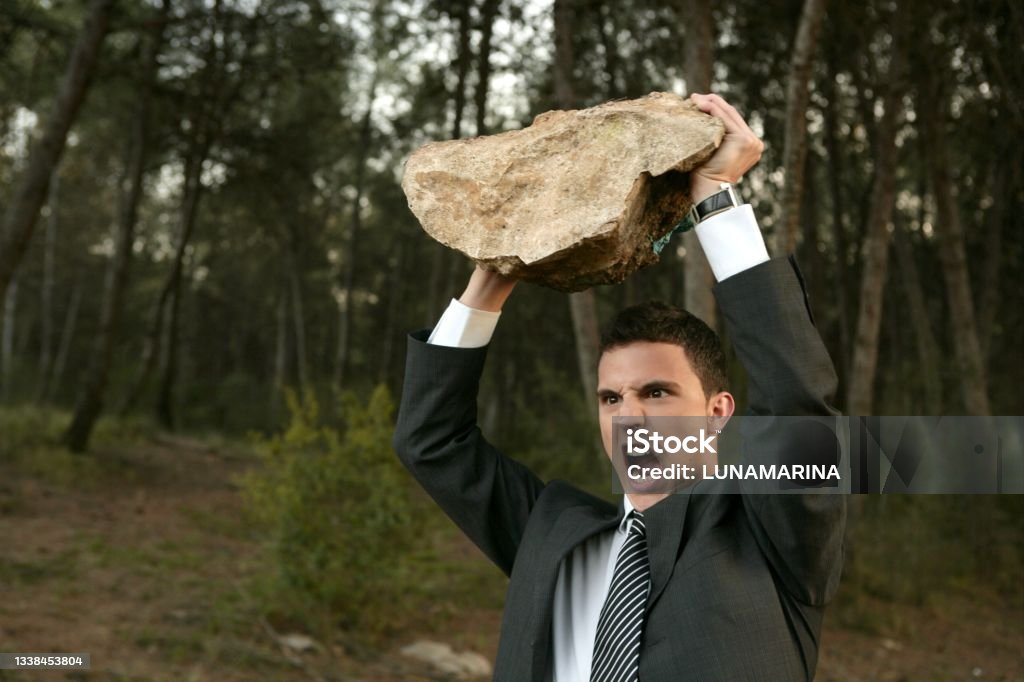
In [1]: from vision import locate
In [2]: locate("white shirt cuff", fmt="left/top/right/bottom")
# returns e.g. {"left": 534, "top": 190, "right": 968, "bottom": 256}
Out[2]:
{"left": 427, "top": 298, "right": 501, "bottom": 348}
{"left": 693, "top": 204, "right": 770, "bottom": 281}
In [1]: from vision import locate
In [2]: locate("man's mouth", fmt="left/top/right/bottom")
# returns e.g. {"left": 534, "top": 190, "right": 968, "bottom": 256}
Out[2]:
{"left": 617, "top": 440, "right": 667, "bottom": 494}
{"left": 620, "top": 441, "right": 659, "bottom": 465}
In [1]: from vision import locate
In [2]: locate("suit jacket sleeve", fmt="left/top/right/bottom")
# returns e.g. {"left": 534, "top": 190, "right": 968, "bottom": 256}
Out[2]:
{"left": 391, "top": 328, "right": 546, "bottom": 577}
{"left": 713, "top": 255, "right": 847, "bottom": 607}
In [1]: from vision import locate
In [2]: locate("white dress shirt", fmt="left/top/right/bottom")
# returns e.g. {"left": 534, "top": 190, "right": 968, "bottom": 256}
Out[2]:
{"left": 426, "top": 205, "right": 769, "bottom": 680}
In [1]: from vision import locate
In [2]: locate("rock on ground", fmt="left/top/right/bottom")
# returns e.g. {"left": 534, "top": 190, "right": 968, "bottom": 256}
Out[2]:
{"left": 399, "top": 640, "right": 492, "bottom": 679}
{"left": 402, "top": 91, "right": 724, "bottom": 292}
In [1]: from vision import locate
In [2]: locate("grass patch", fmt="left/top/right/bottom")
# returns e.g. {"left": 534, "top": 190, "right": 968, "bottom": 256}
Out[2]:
{"left": 0, "top": 405, "right": 158, "bottom": 490}
{"left": 180, "top": 506, "right": 249, "bottom": 539}
{"left": 0, "top": 549, "right": 80, "bottom": 587}
{"left": 82, "top": 535, "right": 206, "bottom": 575}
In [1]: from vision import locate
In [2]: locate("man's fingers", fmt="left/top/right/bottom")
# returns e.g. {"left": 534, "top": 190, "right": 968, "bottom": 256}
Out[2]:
{"left": 691, "top": 93, "right": 765, "bottom": 158}
{"left": 692, "top": 93, "right": 753, "bottom": 136}
{"left": 705, "top": 94, "right": 751, "bottom": 133}
{"left": 692, "top": 93, "right": 742, "bottom": 129}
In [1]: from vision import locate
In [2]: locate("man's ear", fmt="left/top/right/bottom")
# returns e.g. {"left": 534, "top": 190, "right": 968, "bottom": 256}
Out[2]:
{"left": 707, "top": 391, "right": 735, "bottom": 432}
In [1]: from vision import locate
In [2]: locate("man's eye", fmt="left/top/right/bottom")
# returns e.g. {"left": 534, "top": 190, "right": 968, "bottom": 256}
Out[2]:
{"left": 602, "top": 395, "right": 619, "bottom": 405}
{"left": 648, "top": 389, "right": 664, "bottom": 398}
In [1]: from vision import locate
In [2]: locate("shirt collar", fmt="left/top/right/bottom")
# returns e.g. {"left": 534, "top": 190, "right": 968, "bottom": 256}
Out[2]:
{"left": 618, "top": 495, "right": 636, "bottom": 534}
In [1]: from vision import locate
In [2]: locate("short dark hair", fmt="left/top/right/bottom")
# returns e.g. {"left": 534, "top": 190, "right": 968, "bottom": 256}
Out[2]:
{"left": 598, "top": 300, "right": 728, "bottom": 398}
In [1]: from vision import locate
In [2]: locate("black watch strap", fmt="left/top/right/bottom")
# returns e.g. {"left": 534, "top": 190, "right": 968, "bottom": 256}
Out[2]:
{"left": 688, "top": 183, "right": 741, "bottom": 225}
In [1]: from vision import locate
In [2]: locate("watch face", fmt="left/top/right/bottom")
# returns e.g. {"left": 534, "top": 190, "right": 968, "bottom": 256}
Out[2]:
{"left": 694, "top": 187, "right": 739, "bottom": 224}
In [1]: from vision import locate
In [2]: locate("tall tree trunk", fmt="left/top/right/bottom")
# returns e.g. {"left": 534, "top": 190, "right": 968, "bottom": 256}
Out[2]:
{"left": 65, "top": 1, "right": 167, "bottom": 451}
{"left": 0, "top": 0, "right": 113, "bottom": 305}
{"left": 596, "top": 1, "right": 624, "bottom": 99}
{"left": 475, "top": 0, "right": 500, "bottom": 136}
{"left": 46, "top": 286, "right": 82, "bottom": 402}
{"left": 845, "top": 44, "right": 904, "bottom": 416}
{"left": 679, "top": 0, "right": 717, "bottom": 329}
{"left": 119, "top": 3, "right": 230, "bottom": 416}
{"left": 849, "top": 64, "right": 877, "bottom": 245}
{"left": 119, "top": 143, "right": 205, "bottom": 417}
{"left": 154, "top": 150, "right": 206, "bottom": 430}
{"left": 451, "top": 0, "right": 472, "bottom": 142}
{"left": 553, "top": 0, "right": 577, "bottom": 110}
{"left": 271, "top": 282, "right": 288, "bottom": 424}
{"left": 797, "top": 152, "right": 823, "bottom": 301}
{"left": 893, "top": 217, "right": 942, "bottom": 415}
{"left": 921, "top": 98, "right": 991, "bottom": 415}
{"left": 156, "top": 272, "right": 183, "bottom": 430}
{"left": 37, "top": 171, "right": 58, "bottom": 398}
{"left": 150, "top": 0, "right": 250, "bottom": 428}
{"left": 821, "top": 42, "right": 852, "bottom": 397}
{"left": 119, "top": 271, "right": 171, "bottom": 414}
{"left": 1, "top": 278, "right": 17, "bottom": 402}
{"left": 288, "top": 245, "right": 308, "bottom": 392}
{"left": 334, "top": 77, "right": 376, "bottom": 388}
{"left": 977, "top": 162, "right": 1010, "bottom": 360}
{"left": 555, "top": 0, "right": 603, "bottom": 439}
{"left": 568, "top": 291, "right": 602, "bottom": 411}
{"left": 780, "top": 0, "right": 827, "bottom": 255}
{"left": 378, "top": 241, "right": 404, "bottom": 385}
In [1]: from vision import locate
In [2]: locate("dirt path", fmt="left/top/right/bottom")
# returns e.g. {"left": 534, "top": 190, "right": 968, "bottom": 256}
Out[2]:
{"left": 1, "top": 436, "right": 1021, "bottom": 680}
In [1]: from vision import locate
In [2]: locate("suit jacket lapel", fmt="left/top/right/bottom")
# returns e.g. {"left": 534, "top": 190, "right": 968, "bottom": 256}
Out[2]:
{"left": 641, "top": 490, "right": 692, "bottom": 611}
{"left": 523, "top": 492, "right": 691, "bottom": 679}
{"left": 529, "top": 499, "right": 622, "bottom": 679}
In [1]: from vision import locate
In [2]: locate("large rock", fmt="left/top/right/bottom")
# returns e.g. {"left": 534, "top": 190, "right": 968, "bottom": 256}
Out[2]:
{"left": 402, "top": 92, "right": 724, "bottom": 292}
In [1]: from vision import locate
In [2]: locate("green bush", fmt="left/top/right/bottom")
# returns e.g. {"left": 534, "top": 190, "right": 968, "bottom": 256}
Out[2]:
{"left": 239, "top": 384, "right": 429, "bottom": 637}
{"left": 834, "top": 495, "right": 1024, "bottom": 634}
{"left": 0, "top": 405, "right": 66, "bottom": 457}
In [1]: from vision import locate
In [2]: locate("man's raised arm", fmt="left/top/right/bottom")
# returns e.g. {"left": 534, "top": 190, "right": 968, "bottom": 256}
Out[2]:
{"left": 687, "top": 92, "right": 846, "bottom": 606}
{"left": 392, "top": 267, "right": 546, "bottom": 577}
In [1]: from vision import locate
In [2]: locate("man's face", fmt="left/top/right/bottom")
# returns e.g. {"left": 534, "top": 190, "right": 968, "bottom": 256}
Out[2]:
{"left": 597, "top": 341, "right": 734, "bottom": 510}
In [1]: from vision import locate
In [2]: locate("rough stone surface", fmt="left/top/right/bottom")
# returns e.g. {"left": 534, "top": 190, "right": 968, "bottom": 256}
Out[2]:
{"left": 402, "top": 91, "right": 725, "bottom": 291}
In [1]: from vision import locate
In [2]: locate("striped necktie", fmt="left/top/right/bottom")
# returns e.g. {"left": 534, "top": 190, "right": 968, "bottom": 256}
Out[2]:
{"left": 590, "top": 510, "right": 651, "bottom": 682}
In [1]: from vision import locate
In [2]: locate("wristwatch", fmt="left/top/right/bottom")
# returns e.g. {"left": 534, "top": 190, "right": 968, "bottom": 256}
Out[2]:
{"left": 652, "top": 181, "right": 743, "bottom": 255}
{"left": 687, "top": 182, "right": 741, "bottom": 226}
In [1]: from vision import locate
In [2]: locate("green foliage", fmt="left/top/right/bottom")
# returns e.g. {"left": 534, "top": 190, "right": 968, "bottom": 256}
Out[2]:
{"left": 835, "top": 495, "right": 1024, "bottom": 633}
{"left": 0, "top": 405, "right": 155, "bottom": 487}
{"left": 0, "top": 405, "right": 66, "bottom": 455}
{"left": 239, "top": 384, "right": 429, "bottom": 637}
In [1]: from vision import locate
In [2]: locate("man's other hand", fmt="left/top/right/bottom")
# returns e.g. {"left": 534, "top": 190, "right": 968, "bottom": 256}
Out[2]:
{"left": 458, "top": 265, "right": 517, "bottom": 313}
{"left": 689, "top": 93, "right": 765, "bottom": 203}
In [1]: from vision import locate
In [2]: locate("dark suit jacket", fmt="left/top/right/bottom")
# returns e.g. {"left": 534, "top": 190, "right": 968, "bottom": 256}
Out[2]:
{"left": 392, "top": 256, "right": 846, "bottom": 681}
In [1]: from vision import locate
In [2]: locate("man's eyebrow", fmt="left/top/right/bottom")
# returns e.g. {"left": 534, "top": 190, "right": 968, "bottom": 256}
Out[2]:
{"left": 595, "top": 381, "right": 682, "bottom": 396}
{"left": 638, "top": 380, "right": 682, "bottom": 393}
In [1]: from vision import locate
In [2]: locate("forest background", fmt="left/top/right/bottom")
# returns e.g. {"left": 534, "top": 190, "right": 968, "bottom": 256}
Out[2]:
{"left": 0, "top": 0, "right": 1021, "bottom": 680}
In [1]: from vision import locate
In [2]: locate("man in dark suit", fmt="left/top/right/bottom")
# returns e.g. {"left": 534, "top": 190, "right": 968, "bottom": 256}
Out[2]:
{"left": 392, "top": 93, "right": 846, "bottom": 681}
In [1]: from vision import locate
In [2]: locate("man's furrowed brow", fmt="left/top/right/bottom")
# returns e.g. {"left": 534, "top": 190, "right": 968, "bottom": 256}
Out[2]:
{"left": 638, "top": 380, "right": 683, "bottom": 393}
{"left": 596, "top": 380, "right": 683, "bottom": 395}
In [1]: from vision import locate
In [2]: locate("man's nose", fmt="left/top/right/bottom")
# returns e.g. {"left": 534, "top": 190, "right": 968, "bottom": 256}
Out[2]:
{"left": 617, "top": 395, "right": 646, "bottom": 425}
